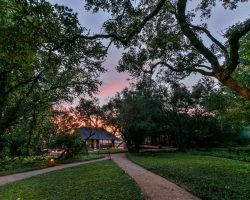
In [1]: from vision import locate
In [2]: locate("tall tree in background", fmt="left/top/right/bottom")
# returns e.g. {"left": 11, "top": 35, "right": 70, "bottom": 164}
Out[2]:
{"left": 52, "top": 107, "right": 81, "bottom": 134}
{"left": 76, "top": 98, "right": 104, "bottom": 127}
{"left": 85, "top": 0, "right": 250, "bottom": 99}
{"left": 103, "top": 78, "right": 167, "bottom": 152}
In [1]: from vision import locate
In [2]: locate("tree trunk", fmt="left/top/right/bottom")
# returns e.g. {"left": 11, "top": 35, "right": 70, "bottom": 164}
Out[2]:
{"left": 83, "top": 141, "right": 89, "bottom": 154}
{"left": 134, "top": 142, "right": 140, "bottom": 153}
{"left": 220, "top": 77, "right": 250, "bottom": 99}
{"left": 25, "top": 109, "right": 36, "bottom": 155}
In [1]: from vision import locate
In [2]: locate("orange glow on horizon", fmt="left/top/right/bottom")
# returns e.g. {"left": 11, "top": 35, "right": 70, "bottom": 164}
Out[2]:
{"left": 51, "top": 108, "right": 121, "bottom": 137}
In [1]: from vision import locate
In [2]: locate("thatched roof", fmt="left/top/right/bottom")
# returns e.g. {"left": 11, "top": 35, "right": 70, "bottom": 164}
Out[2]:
{"left": 79, "top": 126, "right": 118, "bottom": 140}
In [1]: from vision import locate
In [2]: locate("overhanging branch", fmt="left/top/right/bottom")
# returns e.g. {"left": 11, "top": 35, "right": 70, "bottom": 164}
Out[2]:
{"left": 188, "top": 23, "right": 229, "bottom": 61}
{"left": 176, "top": 0, "right": 220, "bottom": 71}
{"left": 150, "top": 61, "right": 214, "bottom": 76}
{"left": 51, "top": 0, "right": 167, "bottom": 49}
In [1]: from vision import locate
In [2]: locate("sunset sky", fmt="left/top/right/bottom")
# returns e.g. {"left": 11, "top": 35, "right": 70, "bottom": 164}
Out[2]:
{"left": 49, "top": 0, "right": 250, "bottom": 104}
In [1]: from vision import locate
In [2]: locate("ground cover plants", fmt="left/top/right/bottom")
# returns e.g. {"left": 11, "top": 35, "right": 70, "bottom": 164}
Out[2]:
{"left": 0, "top": 153, "right": 101, "bottom": 176}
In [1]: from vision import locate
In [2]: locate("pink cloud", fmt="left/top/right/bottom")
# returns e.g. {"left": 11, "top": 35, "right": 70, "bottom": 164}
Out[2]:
{"left": 98, "top": 75, "right": 129, "bottom": 104}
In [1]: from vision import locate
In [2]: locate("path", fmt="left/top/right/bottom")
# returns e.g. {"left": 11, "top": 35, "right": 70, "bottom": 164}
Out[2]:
{"left": 111, "top": 153, "right": 200, "bottom": 200}
{"left": 0, "top": 157, "right": 108, "bottom": 186}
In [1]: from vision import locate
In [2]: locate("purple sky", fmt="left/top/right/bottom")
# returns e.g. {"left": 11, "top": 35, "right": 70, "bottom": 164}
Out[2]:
{"left": 48, "top": 0, "right": 250, "bottom": 104}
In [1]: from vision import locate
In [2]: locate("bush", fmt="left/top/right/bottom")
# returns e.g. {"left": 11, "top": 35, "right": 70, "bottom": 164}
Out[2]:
{"left": 52, "top": 132, "right": 83, "bottom": 158}
{"left": 2, "top": 132, "right": 27, "bottom": 156}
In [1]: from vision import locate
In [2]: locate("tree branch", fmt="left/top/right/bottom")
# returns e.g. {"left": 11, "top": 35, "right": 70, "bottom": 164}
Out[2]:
{"left": 176, "top": 0, "right": 220, "bottom": 71}
{"left": 150, "top": 61, "right": 214, "bottom": 76}
{"left": 122, "top": 0, "right": 167, "bottom": 45}
{"left": 50, "top": 0, "right": 167, "bottom": 49}
{"left": 197, "top": 65, "right": 213, "bottom": 70}
{"left": 4, "top": 77, "right": 36, "bottom": 95}
{"left": 228, "top": 18, "right": 250, "bottom": 72}
{"left": 188, "top": 23, "right": 229, "bottom": 61}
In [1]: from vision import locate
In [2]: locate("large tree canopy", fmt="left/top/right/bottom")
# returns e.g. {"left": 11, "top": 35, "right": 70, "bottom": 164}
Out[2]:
{"left": 85, "top": 0, "right": 250, "bottom": 99}
{"left": 0, "top": 0, "right": 107, "bottom": 141}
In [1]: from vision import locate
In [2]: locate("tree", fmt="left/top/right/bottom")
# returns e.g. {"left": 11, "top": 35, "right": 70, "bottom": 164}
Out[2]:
{"left": 162, "top": 81, "right": 221, "bottom": 149}
{"left": 164, "top": 79, "right": 248, "bottom": 149}
{"left": 51, "top": 131, "right": 83, "bottom": 158}
{"left": 0, "top": 0, "right": 107, "bottom": 149}
{"left": 1, "top": 106, "right": 55, "bottom": 156}
{"left": 103, "top": 78, "right": 167, "bottom": 152}
{"left": 76, "top": 97, "right": 104, "bottom": 127}
{"left": 85, "top": 0, "right": 250, "bottom": 99}
{"left": 52, "top": 107, "right": 81, "bottom": 134}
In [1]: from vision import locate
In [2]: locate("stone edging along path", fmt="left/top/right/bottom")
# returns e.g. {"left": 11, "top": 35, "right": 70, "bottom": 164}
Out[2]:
{"left": 111, "top": 153, "right": 200, "bottom": 200}
{"left": 0, "top": 157, "right": 109, "bottom": 186}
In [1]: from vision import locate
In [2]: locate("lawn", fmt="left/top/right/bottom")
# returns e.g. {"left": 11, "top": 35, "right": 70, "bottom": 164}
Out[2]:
{"left": 129, "top": 152, "right": 250, "bottom": 200}
{"left": 0, "top": 153, "right": 102, "bottom": 176}
{"left": 0, "top": 160, "right": 142, "bottom": 200}
{"left": 193, "top": 147, "right": 250, "bottom": 162}
{"left": 95, "top": 148, "right": 128, "bottom": 154}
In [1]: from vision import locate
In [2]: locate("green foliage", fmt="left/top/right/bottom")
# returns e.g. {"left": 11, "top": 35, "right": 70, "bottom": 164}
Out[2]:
{"left": 163, "top": 80, "right": 248, "bottom": 149}
{"left": 1, "top": 110, "right": 55, "bottom": 156}
{"left": 0, "top": 155, "right": 51, "bottom": 176}
{"left": 0, "top": 0, "right": 106, "bottom": 145}
{"left": 86, "top": 0, "right": 250, "bottom": 99}
{"left": 240, "top": 33, "right": 250, "bottom": 60}
{"left": 2, "top": 131, "right": 27, "bottom": 156}
{"left": 0, "top": 154, "right": 101, "bottom": 176}
{"left": 76, "top": 97, "right": 104, "bottom": 127}
{"left": 0, "top": 161, "right": 142, "bottom": 200}
{"left": 207, "top": 88, "right": 250, "bottom": 121}
{"left": 102, "top": 78, "right": 167, "bottom": 152}
{"left": 163, "top": 82, "right": 212, "bottom": 149}
{"left": 51, "top": 132, "right": 83, "bottom": 157}
{"left": 129, "top": 152, "right": 250, "bottom": 200}
{"left": 102, "top": 77, "right": 247, "bottom": 150}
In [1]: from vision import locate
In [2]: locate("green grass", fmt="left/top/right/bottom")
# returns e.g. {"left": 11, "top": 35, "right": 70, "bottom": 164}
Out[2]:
{"left": 193, "top": 147, "right": 250, "bottom": 162}
{"left": 211, "top": 146, "right": 250, "bottom": 151}
{"left": 0, "top": 154, "right": 102, "bottom": 176}
{"left": 95, "top": 148, "right": 128, "bottom": 154}
{"left": 129, "top": 152, "right": 250, "bottom": 200}
{"left": 192, "top": 149, "right": 250, "bottom": 162}
{"left": 0, "top": 160, "right": 142, "bottom": 200}
{"left": 57, "top": 153, "right": 102, "bottom": 164}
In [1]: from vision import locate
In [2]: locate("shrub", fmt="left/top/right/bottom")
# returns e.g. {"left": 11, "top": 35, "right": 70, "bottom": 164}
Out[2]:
{"left": 2, "top": 132, "right": 27, "bottom": 156}
{"left": 52, "top": 131, "right": 83, "bottom": 158}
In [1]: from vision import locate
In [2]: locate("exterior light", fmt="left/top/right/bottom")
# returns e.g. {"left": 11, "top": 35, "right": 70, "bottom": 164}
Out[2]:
{"left": 49, "top": 157, "right": 56, "bottom": 166}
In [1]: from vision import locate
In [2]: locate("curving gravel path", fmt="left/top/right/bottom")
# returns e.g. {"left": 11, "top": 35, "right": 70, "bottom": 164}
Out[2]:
{"left": 111, "top": 153, "right": 200, "bottom": 200}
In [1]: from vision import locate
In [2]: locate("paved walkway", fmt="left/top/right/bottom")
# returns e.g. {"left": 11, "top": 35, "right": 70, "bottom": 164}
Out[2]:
{"left": 1, "top": 153, "right": 200, "bottom": 200}
{"left": 111, "top": 153, "right": 200, "bottom": 200}
{"left": 0, "top": 157, "right": 108, "bottom": 186}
